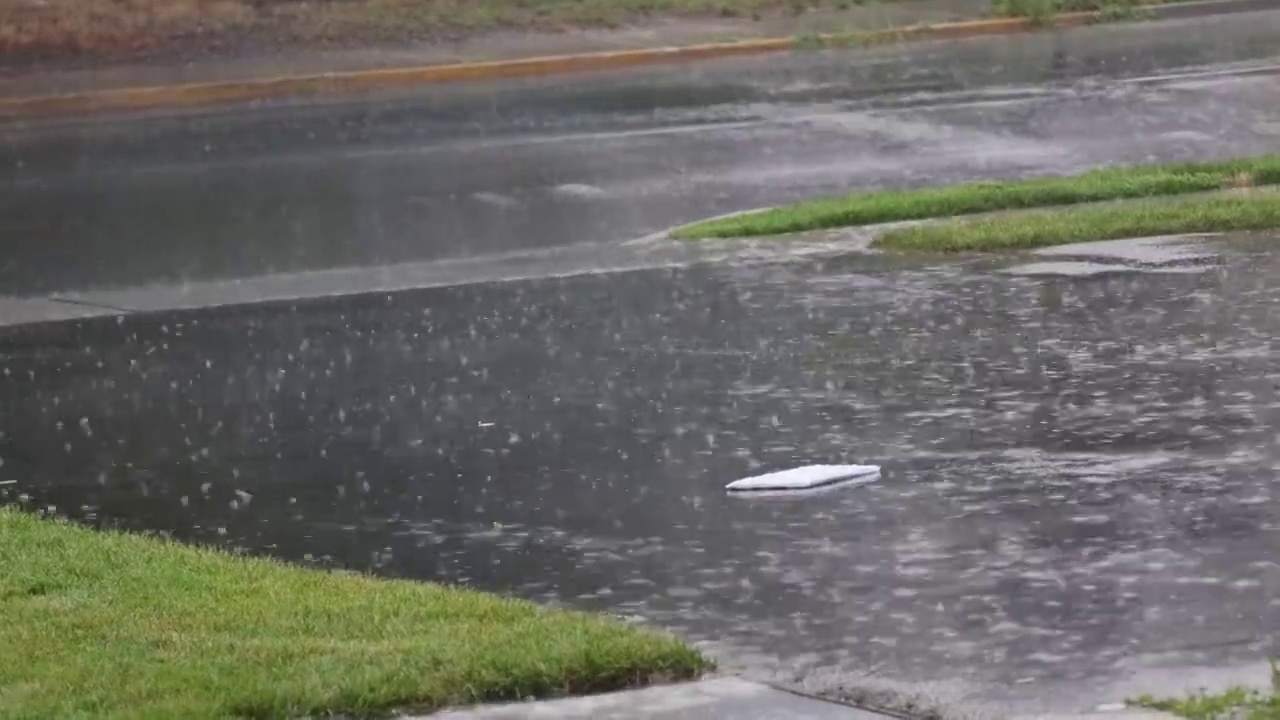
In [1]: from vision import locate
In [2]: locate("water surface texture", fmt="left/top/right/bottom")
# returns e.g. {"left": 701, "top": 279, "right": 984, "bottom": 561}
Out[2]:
{"left": 6, "top": 11, "right": 1280, "bottom": 714}
{"left": 4, "top": 9, "right": 1280, "bottom": 296}
{"left": 3, "top": 236, "right": 1278, "bottom": 712}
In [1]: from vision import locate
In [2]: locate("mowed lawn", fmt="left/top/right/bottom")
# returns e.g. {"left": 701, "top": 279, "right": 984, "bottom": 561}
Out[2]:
{"left": 0, "top": 508, "right": 709, "bottom": 719}
{"left": 875, "top": 189, "right": 1280, "bottom": 251}
{"left": 674, "top": 154, "right": 1280, "bottom": 240}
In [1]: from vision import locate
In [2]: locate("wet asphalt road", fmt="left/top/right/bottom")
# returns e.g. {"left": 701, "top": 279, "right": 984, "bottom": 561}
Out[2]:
{"left": 3, "top": 10, "right": 1280, "bottom": 298}
{"left": 4, "top": 11, "right": 1280, "bottom": 718}
{"left": 3, "top": 234, "right": 1280, "bottom": 715}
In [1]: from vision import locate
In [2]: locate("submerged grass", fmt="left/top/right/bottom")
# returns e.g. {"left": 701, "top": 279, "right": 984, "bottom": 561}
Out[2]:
{"left": 0, "top": 508, "right": 709, "bottom": 719}
{"left": 1131, "top": 662, "right": 1280, "bottom": 719}
{"left": 1133, "top": 687, "right": 1280, "bottom": 720}
{"left": 874, "top": 189, "right": 1280, "bottom": 251}
{"left": 672, "top": 154, "right": 1280, "bottom": 239}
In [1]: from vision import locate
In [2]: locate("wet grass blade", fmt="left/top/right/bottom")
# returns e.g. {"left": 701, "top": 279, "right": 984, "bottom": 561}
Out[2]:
{"left": 0, "top": 508, "right": 709, "bottom": 719}
{"left": 674, "top": 155, "right": 1280, "bottom": 239}
{"left": 874, "top": 190, "right": 1280, "bottom": 252}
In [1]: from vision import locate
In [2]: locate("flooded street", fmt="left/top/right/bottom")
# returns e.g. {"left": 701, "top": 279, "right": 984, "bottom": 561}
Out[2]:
{"left": 4, "top": 6, "right": 1280, "bottom": 717}
{"left": 3, "top": 233, "right": 1279, "bottom": 714}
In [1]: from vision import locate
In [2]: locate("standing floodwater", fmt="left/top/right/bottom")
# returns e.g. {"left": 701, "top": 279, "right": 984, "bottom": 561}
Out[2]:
{"left": 2, "top": 234, "right": 1277, "bottom": 713}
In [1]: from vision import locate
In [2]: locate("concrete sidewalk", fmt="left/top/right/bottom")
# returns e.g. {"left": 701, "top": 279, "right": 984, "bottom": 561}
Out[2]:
{"left": 424, "top": 677, "right": 1183, "bottom": 719}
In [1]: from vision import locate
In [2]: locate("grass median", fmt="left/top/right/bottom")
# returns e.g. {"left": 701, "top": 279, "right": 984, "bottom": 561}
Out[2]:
{"left": 672, "top": 154, "right": 1280, "bottom": 240}
{"left": 0, "top": 508, "right": 709, "bottom": 719}
{"left": 875, "top": 189, "right": 1280, "bottom": 251}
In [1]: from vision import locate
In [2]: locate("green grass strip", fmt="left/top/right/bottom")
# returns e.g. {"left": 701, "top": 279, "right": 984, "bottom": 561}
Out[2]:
{"left": 1129, "top": 661, "right": 1280, "bottom": 719}
{"left": 673, "top": 154, "right": 1280, "bottom": 239}
{"left": 0, "top": 508, "right": 709, "bottom": 719}
{"left": 1132, "top": 686, "right": 1280, "bottom": 719}
{"left": 874, "top": 190, "right": 1280, "bottom": 252}
{"left": 991, "top": 0, "right": 1148, "bottom": 21}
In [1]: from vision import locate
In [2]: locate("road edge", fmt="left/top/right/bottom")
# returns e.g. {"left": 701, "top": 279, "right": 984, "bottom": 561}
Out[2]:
{"left": 0, "top": 0, "right": 1274, "bottom": 121}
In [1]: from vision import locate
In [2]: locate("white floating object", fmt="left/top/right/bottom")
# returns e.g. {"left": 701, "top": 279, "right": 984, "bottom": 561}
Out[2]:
{"left": 725, "top": 464, "right": 881, "bottom": 493}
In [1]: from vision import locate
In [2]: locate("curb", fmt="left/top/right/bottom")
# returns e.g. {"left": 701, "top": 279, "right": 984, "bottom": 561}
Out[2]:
{"left": 0, "top": 0, "right": 1272, "bottom": 120}
{"left": 428, "top": 677, "right": 898, "bottom": 719}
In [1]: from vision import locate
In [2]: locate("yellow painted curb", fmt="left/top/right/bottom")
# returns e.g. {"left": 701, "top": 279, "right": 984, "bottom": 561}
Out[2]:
{"left": 0, "top": 12, "right": 1100, "bottom": 121}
